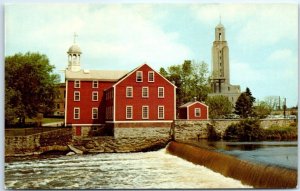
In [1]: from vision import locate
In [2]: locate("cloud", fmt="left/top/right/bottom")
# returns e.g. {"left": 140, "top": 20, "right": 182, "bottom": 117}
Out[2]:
{"left": 190, "top": 4, "right": 298, "bottom": 47}
{"left": 5, "top": 4, "right": 193, "bottom": 71}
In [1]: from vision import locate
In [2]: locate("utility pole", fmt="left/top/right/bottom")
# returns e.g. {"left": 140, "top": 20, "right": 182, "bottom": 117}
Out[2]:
{"left": 283, "top": 98, "right": 287, "bottom": 118}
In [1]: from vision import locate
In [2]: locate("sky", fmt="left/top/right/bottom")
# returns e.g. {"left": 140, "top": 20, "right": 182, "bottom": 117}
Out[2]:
{"left": 4, "top": 2, "right": 298, "bottom": 107}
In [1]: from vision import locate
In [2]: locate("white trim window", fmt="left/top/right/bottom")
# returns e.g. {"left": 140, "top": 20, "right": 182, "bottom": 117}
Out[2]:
{"left": 195, "top": 108, "right": 201, "bottom": 117}
{"left": 126, "top": 106, "right": 133, "bottom": 119}
{"left": 142, "top": 106, "right": 149, "bottom": 119}
{"left": 92, "top": 91, "right": 98, "bottom": 101}
{"left": 158, "top": 87, "right": 164, "bottom": 98}
{"left": 158, "top": 106, "right": 164, "bottom": 119}
{"left": 142, "top": 87, "right": 149, "bottom": 98}
{"left": 92, "top": 80, "right": 98, "bottom": 88}
{"left": 136, "top": 71, "right": 143, "bottom": 82}
{"left": 74, "top": 107, "right": 80, "bottom": 119}
{"left": 92, "top": 108, "right": 98, "bottom": 119}
{"left": 126, "top": 86, "right": 133, "bottom": 98}
{"left": 74, "top": 91, "right": 80, "bottom": 101}
{"left": 74, "top": 80, "right": 80, "bottom": 88}
{"left": 148, "top": 71, "right": 154, "bottom": 82}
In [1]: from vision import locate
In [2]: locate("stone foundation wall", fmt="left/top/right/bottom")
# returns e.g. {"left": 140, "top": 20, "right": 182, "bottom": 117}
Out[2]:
{"left": 174, "top": 119, "right": 295, "bottom": 141}
{"left": 73, "top": 127, "right": 170, "bottom": 153}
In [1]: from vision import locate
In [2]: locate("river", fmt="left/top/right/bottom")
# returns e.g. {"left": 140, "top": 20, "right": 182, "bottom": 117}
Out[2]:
{"left": 200, "top": 140, "right": 298, "bottom": 170}
{"left": 5, "top": 149, "right": 251, "bottom": 189}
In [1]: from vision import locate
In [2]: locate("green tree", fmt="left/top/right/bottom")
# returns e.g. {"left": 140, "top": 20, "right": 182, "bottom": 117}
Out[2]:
{"left": 5, "top": 52, "right": 60, "bottom": 125}
{"left": 253, "top": 101, "right": 272, "bottom": 119}
{"left": 245, "top": 87, "right": 255, "bottom": 104}
{"left": 205, "top": 95, "right": 232, "bottom": 119}
{"left": 160, "top": 60, "right": 211, "bottom": 109}
{"left": 235, "top": 88, "right": 256, "bottom": 118}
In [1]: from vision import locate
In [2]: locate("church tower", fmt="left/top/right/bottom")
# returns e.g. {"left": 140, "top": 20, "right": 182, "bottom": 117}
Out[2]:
{"left": 208, "top": 22, "right": 241, "bottom": 106}
{"left": 67, "top": 33, "right": 81, "bottom": 72}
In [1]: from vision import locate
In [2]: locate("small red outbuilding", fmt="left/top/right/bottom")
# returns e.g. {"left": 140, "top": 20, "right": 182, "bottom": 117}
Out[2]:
{"left": 179, "top": 101, "right": 209, "bottom": 120}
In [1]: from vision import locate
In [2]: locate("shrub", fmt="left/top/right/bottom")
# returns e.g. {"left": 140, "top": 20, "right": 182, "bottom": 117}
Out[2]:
{"left": 223, "top": 123, "right": 240, "bottom": 140}
{"left": 223, "top": 119, "right": 265, "bottom": 141}
{"left": 207, "top": 124, "right": 221, "bottom": 141}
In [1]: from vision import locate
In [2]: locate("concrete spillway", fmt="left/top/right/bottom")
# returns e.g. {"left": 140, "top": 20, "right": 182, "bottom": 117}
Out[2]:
{"left": 166, "top": 141, "right": 297, "bottom": 188}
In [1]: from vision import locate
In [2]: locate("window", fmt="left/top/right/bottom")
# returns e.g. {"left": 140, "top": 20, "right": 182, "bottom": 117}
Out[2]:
{"left": 136, "top": 71, "right": 143, "bottom": 82}
{"left": 158, "top": 87, "right": 164, "bottom": 98}
{"left": 195, "top": 108, "right": 201, "bottom": 117}
{"left": 92, "top": 80, "right": 98, "bottom": 88}
{"left": 64, "top": 90, "right": 66, "bottom": 98}
{"left": 126, "top": 106, "right": 133, "bottom": 119}
{"left": 74, "top": 80, "right": 80, "bottom": 88}
{"left": 57, "top": 104, "right": 60, "bottom": 109}
{"left": 126, "top": 87, "right": 133, "bottom": 98}
{"left": 142, "top": 87, "right": 149, "bottom": 98}
{"left": 92, "top": 91, "right": 98, "bottom": 101}
{"left": 74, "top": 91, "right": 80, "bottom": 101}
{"left": 92, "top": 108, "right": 98, "bottom": 119}
{"left": 74, "top": 107, "right": 80, "bottom": 119}
{"left": 142, "top": 106, "right": 149, "bottom": 119}
{"left": 158, "top": 106, "right": 164, "bottom": 119}
{"left": 148, "top": 71, "right": 154, "bottom": 82}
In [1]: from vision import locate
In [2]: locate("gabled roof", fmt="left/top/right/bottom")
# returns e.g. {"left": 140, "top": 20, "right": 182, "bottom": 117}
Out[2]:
{"left": 179, "top": 101, "right": 208, "bottom": 108}
{"left": 65, "top": 69, "right": 128, "bottom": 81}
{"left": 113, "top": 63, "right": 177, "bottom": 88}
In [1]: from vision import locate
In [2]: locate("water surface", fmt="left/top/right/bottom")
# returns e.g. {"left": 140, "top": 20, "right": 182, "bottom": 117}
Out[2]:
{"left": 202, "top": 141, "right": 298, "bottom": 170}
{"left": 5, "top": 149, "right": 250, "bottom": 189}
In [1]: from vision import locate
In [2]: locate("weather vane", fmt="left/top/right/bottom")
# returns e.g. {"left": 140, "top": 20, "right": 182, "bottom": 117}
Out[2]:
{"left": 73, "top": 32, "right": 78, "bottom": 44}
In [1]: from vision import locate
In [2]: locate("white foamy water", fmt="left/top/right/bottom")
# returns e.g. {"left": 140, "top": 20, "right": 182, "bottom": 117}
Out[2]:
{"left": 5, "top": 149, "right": 251, "bottom": 189}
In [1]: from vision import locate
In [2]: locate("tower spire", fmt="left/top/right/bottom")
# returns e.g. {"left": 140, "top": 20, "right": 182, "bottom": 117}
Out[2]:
{"left": 219, "top": 15, "right": 222, "bottom": 24}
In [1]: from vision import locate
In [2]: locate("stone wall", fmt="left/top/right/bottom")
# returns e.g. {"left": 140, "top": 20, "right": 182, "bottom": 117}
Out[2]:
{"left": 5, "top": 128, "right": 72, "bottom": 156}
{"left": 174, "top": 119, "right": 295, "bottom": 141}
{"left": 73, "top": 127, "right": 170, "bottom": 153}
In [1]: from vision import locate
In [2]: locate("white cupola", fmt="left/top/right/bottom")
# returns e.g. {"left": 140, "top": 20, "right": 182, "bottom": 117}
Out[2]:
{"left": 67, "top": 33, "right": 82, "bottom": 72}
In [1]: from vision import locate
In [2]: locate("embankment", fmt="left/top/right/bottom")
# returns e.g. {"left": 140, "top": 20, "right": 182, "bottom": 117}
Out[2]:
{"left": 166, "top": 141, "right": 297, "bottom": 188}
{"left": 5, "top": 128, "right": 72, "bottom": 156}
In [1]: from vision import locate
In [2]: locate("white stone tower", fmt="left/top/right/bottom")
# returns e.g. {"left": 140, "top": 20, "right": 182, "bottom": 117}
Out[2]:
{"left": 208, "top": 22, "right": 241, "bottom": 106}
{"left": 67, "top": 33, "right": 81, "bottom": 72}
{"left": 211, "top": 22, "right": 230, "bottom": 84}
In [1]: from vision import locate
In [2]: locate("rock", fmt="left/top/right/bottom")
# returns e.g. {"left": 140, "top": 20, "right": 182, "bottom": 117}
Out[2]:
{"left": 66, "top": 152, "right": 76, "bottom": 156}
{"left": 68, "top": 145, "right": 83, "bottom": 154}
{"left": 85, "top": 141, "right": 95, "bottom": 149}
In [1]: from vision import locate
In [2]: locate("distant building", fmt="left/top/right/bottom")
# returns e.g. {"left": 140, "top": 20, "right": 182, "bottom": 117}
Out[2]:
{"left": 208, "top": 22, "right": 241, "bottom": 106}
{"left": 179, "top": 101, "right": 209, "bottom": 120}
{"left": 52, "top": 83, "right": 65, "bottom": 117}
{"left": 64, "top": 42, "right": 176, "bottom": 138}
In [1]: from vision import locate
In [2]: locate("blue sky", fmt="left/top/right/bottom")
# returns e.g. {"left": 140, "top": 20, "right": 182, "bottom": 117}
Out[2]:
{"left": 4, "top": 3, "right": 298, "bottom": 107}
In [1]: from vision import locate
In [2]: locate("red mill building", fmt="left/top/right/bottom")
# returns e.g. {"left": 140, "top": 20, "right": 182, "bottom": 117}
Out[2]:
{"left": 64, "top": 42, "right": 176, "bottom": 138}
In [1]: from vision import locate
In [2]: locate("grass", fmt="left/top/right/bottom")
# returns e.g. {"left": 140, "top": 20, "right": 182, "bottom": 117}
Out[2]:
{"left": 264, "top": 125, "right": 297, "bottom": 140}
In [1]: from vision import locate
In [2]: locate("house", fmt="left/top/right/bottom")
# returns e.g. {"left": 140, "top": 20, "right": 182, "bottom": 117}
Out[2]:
{"left": 179, "top": 101, "right": 209, "bottom": 120}
{"left": 64, "top": 42, "right": 176, "bottom": 138}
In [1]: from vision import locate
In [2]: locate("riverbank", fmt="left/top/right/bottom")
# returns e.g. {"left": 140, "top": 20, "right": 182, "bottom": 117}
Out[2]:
{"left": 166, "top": 141, "right": 297, "bottom": 188}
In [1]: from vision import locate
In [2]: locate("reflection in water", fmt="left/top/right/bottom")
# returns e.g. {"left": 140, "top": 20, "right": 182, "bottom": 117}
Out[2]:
{"left": 5, "top": 149, "right": 250, "bottom": 189}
